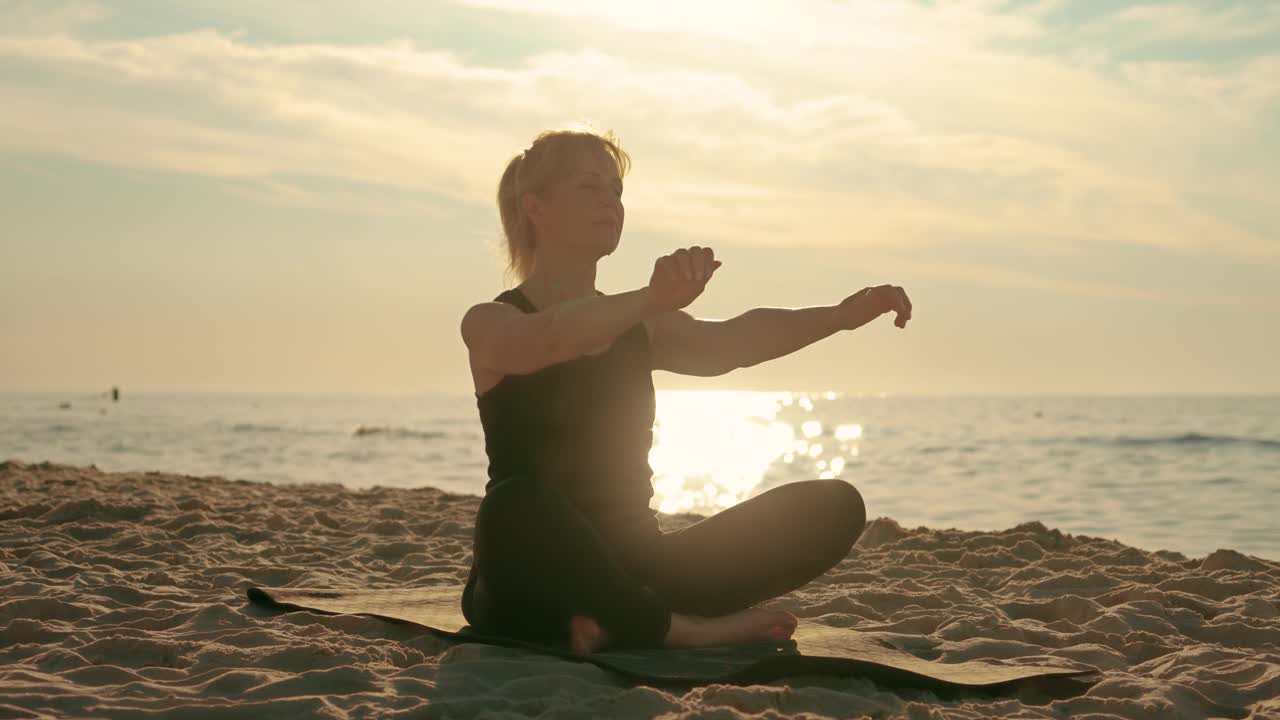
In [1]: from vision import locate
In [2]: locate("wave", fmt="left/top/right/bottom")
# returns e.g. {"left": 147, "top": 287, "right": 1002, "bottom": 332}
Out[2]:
{"left": 917, "top": 445, "right": 980, "bottom": 454}
{"left": 230, "top": 423, "right": 287, "bottom": 434}
{"left": 1066, "top": 432, "right": 1280, "bottom": 450}
{"left": 351, "top": 425, "right": 446, "bottom": 440}
{"left": 227, "top": 422, "right": 446, "bottom": 440}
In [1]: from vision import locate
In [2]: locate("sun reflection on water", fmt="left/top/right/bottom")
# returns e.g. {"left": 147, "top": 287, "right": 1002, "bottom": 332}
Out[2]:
{"left": 649, "top": 390, "right": 864, "bottom": 514}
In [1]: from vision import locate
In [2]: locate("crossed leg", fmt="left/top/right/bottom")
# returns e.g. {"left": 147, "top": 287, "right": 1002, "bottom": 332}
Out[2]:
{"left": 647, "top": 479, "right": 867, "bottom": 617}
{"left": 462, "top": 476, "right": 866, "bottom": 652}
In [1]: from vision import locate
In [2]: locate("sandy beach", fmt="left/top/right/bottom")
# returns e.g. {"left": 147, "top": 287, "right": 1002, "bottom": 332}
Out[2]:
{"left": 2, "top": 459, "right": 1277, "bottom": 719}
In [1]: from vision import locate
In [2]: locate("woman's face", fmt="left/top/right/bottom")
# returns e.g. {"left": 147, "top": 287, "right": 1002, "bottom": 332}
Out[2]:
{"left": 533, "top": 149, "right": 625, "bottom": 254}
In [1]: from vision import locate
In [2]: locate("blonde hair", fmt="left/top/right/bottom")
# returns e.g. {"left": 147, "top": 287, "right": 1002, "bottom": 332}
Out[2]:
{"left": 495, "top": 123, "right": 632, "bottom": 285}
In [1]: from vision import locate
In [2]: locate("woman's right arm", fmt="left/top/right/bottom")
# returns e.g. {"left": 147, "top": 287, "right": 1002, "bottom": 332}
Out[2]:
{"left": 460, "top": 288, "right": 657, "bottom": 377}
{"left": 461, "top": 246, "right": 722, "bottom": 377}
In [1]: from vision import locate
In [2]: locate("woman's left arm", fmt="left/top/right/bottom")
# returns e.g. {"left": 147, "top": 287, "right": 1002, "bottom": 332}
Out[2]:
{"left": 650, "top": 285, "right": 912, "bottom": 375}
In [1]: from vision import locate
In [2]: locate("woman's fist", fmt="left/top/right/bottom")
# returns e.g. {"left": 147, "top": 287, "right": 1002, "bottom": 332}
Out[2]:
{"left": 836, "top": 284, "right": 912, "bottom": 330}
{"left": 645, "top": 246, "right": 722, "bottom": 313}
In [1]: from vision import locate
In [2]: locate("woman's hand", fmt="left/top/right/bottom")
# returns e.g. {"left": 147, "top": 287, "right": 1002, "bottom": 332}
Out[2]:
{"left": 645, "top": 246, "right": 722, "bottom": 313}
{"left": 835, "top": 284, "right": 913, "bottom": 330}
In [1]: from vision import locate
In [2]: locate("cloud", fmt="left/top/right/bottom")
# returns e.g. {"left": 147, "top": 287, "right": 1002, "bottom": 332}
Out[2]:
{"left": 1122, "top": 55, "right": 1280, "bottom": 119}
{"left": 0, "top": 0, "right": 104, "bottom": 33}
{"left": 0, "top": 1, "right": 1275, "bottom": 272}
{"left": 842, "top": 251, "right": 1258, "bottom": 307}
{"left": 453, "top": 0, "right": 1045, "bottom": 50}
{"left": 1086, "top": 3, "right": 1280, "bottom": 43}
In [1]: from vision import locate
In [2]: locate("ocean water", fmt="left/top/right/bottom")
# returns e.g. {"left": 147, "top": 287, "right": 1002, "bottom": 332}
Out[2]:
{"left": 3, "top": 391, "right": 1277, "bottom": 560}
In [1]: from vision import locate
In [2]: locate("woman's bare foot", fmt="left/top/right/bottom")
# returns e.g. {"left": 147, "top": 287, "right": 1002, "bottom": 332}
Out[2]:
{"left": 569, "top": 607, "right": 798, "bottom": 655}
{"left": 568, "top": 614, "right": 609, "bottom": 655}
{"left": 665, "top": 607, "right": 798, "bottom": 649}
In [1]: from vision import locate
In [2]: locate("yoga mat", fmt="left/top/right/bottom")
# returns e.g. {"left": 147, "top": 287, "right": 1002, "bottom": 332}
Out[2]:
{"left": 246, "top": 584, "right": 1100, "bottom": 691}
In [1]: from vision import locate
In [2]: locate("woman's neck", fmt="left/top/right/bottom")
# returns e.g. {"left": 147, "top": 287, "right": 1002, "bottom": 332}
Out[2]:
{"left": 522, "top": 262, "right": 598, "bottom": 308}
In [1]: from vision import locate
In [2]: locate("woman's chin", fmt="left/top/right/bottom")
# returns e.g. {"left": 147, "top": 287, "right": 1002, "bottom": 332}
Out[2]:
{"left": 594, "top": 233, "right": 621, "bottom": 254}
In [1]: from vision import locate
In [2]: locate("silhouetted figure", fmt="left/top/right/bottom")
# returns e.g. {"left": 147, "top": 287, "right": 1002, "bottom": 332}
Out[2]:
{"left": 458, "top": 126, "right": 907, "bottom": 656}
{"left": 111, "top": 387, "right": 120, "bottom": 402}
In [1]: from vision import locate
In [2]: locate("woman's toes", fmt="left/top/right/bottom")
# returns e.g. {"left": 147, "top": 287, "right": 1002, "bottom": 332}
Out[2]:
{"left": 569, "top": 615, "right": 606, "bottom": 655}
{"left": 766, "top": 610, "right": 796, "bottom": 627}
{"left": 765, "top": 611, "right": 798, "bottom": 640}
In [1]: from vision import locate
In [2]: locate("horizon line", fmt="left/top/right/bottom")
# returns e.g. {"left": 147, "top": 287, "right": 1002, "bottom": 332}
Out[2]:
{"left": 3, "top": 389, "right": 1279, "bottom": 398}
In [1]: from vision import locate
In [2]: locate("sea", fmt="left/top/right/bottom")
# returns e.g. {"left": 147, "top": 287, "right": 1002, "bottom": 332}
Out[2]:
{"left": 3, "top": 391, "right": 1277, "bottom": 561}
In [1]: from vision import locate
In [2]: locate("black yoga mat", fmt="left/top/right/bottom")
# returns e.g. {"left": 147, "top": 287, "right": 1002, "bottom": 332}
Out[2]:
{"left": 245, "top": 584, "right": 1100, "bottom": 691}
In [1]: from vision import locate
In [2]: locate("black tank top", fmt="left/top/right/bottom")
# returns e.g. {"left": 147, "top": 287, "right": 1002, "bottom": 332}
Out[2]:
{"left": 475, "top": 287, "right": 658, "bottom": 531}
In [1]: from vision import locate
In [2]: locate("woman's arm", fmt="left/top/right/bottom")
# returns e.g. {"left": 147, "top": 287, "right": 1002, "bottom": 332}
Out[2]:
{"left": 549, "top": 288, "right": 658, "bottom": 357}
{"left": 461, "top": 290, "right": 657, "bottom": 377}
{"left": 554, "top": 245, "right": 723, "bottom": 357}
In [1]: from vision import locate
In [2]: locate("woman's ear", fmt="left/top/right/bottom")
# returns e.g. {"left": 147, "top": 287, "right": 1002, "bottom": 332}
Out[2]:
{"left": 522, "top": 192, "right": 544, "bottom": 226}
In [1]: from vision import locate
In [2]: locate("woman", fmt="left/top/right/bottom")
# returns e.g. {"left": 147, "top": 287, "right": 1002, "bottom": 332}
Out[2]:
{"left": 460, "top": 125, "right": 913, "bottom": 655}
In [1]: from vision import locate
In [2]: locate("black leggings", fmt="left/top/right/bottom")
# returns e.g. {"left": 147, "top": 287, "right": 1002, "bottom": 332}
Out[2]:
{"left": 461, "top": 475, "right": 867, "bottom": 650}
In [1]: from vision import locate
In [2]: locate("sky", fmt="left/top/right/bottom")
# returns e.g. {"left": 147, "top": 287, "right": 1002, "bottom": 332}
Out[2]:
{"left": 1, "top": 0, "right": 1277, "bottom": 395}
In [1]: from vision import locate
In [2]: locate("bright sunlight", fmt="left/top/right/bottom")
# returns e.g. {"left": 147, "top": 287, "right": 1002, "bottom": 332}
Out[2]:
{"left": 648, "top": 390, "right": 865, "bottom": 514}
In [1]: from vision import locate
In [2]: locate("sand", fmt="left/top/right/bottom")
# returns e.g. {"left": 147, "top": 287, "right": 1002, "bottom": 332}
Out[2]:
{"left": 1, "top": 459, "right": 1277, "bottom": 719}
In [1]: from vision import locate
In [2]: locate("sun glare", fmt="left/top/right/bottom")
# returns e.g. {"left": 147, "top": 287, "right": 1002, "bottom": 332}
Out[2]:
{"left": 649, "top": 390, "right": 863, "bottom": 515}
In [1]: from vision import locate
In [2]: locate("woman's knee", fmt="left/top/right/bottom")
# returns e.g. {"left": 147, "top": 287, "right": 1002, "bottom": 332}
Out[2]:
{"left": 815, "top": 479, "right": 866, "bottom": 552}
